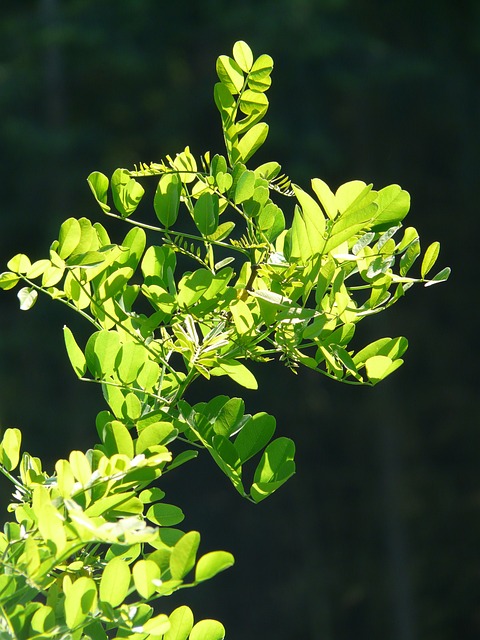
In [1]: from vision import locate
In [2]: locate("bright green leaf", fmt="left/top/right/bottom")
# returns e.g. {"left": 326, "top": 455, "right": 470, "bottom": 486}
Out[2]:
{"left": 111, "top": 168, "right": 145, "bottom": 217}
{"left": 99, "top": 557, "right": 130, "bottom": 607}
{"left": 154, "top": 173, "right": 182, "bottom": 228}
{"left": 147, "top": 503, "right": 185, "bottom": 527}
{"left": 165, "top": 606, "right": 194, "bottom": 640}
{"left": 234, "top": 412, "right": 276, "bottom": 463}
{"left": 133, "top": 559, "right": 160, "bottom": 599}
{"left": 233, "top": 41, "right": 253, "bottom": 73}
{"left": 195, "top": 551, "right": 234, "bottom": 583}
{"left": 63, "top": 326, "right": 87, "bottom": 377}
{"left": 421, "top": 241, "right": 441, "bottom": 278}
{"left": 170, "top": 531, "right": 201, "bottom": 580}
{"left": 189, "top": 619, "right": 225, "bottom": 640}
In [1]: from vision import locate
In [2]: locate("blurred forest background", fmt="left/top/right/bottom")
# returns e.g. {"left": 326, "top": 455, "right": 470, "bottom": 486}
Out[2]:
{"left": 0, "top": 1, "right": 479, "bottom": 639}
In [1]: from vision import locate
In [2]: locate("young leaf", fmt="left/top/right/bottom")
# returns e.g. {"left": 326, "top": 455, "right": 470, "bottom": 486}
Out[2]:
{"left": 234, "top": 413, "right": 276, "bottom": 463}
{"left": 425, "top": 266, "right": 451, "bottom": 287}
{"left": 194, "top": 192, "right": 219, "bottom": 236}
{"left": 142, "top": 614, "right": 171, "bottom": 636}
{"left": 154, "top": 173, "right": 182, "bottom": 228}
{"left": 58, "top": 218, "right": 82, "bottom": 260}
{"left": 99, "top": 557, "right": 131, "bottom": 607}
{"left": 147, "top": 503, "right": 185, "bottom": 527}
{"left": 63, "top": 326, "right": 87, "bottom": 378}
{"left": 236, "top": 123, "right": 269, "bottom": 163}
{"left": 216, "top": 55, "right": 244, "bottom": 94}
{"left": 189, "top": 619, "right": 226, "bottom": 640}
{"left": 165, "top": 606, "right": 194, "bottom": 640}
{"left": 0, "top": 428, "right": 22, "bottom": 471}
{"left": 195, "top": 551, "right": 234, "bottom": 583}
{"left": 233, "top": 41, "right": 253, "bottom": 73}
{"left": 17, "top": 287, "right": 38, "bottom": 311}
{"left": 212, "top": 360, "right": 258, "bottom": 390}
{"left": 87, "top": 171, "right": 110, "bottom": 213}
{"left": 111, "top": 168, "right": 145, "bottom": 217}
{"left": 170, "top": 531, "right": 201, "bottom": 580}
{"left": 0, "top": 271, "right": 20, "bottom": 290}
{"left": 133, "top": 559, "right": 161, "bottom": 599}
{"left": 421, "top": 241, "right": 441, "bottom": 278}
{"left": 248, "top": 54, "right": 274, "bottom": 92}
{"left": 64, "top": 576, "right": 97, "bottom": 629}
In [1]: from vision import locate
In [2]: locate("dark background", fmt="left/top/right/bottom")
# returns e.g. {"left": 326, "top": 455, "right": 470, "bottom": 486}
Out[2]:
{"left": 1, "top": 1, "right": 479, "bottom": 639}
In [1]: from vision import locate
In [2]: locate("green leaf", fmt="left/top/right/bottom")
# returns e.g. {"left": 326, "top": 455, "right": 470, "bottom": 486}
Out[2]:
{"left": 102, "top": 420, "right": 134, "bottom": 458}
{"left": 99, "top": 557, "right": 130, "bottom": 607}
{"left": 421, "top": 241, "right": 440, "bottom": 278}
{"left": 311, "top": 178, "right": 337, "bottom": 220}
{"left": 194, "top": 192, "right": 219, "bottom": 236}
{"left": 229, "top": 299, "right": 254, "bottom": 334}
{"left": 365, "top": 354, "right": 401, "bottom": 383}
{"left": 239, "top": 89, "right": 268, "bottom": 116}
{"left": 372, "top": 184, "right": 410, "bottom": 230}
{"left": 17, "top": 287, "right": 38, "bottom": 311}
{"left": 216, "top": 55, "right": 244, "bottom": 94}
{"left": 170, "top": 531, "right": 201, "bottom": 580}
{"left": 290, "top": 185, "right": 326, "bottom": 259}
{"left": 0, "top": 428, "right": 22, "bottom": 471}
{"left": 136, "top": 422, "right": 176, "bottom": 453}
{"left": 7, "top": 253, "right": 31, "bottom": 274}
{"left": 0, "top": 271, "right": 20, "bottom": 290}
{"left": 258, "top": 203, "right": 285, "bottom": 242}
{"left": 87, "top": 171, "right": 110, "bottom": 213}
{"left": 251, "top": 437, "right": 296, "bottom": 502}
{"left": 233, "top": 41, "right": 253, "bottom": 72}
{"left": 236, "top": 122, "right": 269, "bottom": 163}
{"left": 115, "top": 342, "right": 147, "bottom": 385}
{"left": 85, "top": 330, "right": 122, "bottom": 379}
{"left": 425, "top": 266, "right": 451, "bottom": 287}
{"left": 63, "top": 326, "right": 87, "bottom": 377}
{"left": 234, "top": 169, "right": 256, "bottom": 204}
{"left": 213, "top": 397, "right": 245, "bottom": 437}
{"left": 195, "top": 551, "right": 234, "bottom": 583}
{"left": 142, "top": 614, "right": 171, "bottom": 636}
{"left": 248, "top": 54, "right": 274, "bottom": 93}
{"left": 234, "top": 413, "right": 276, "bottom": 463}
{"left": 399, "top": 238, "right": 420, "bottom": 276}
{"left": 58, "top": 218, "right": 82, "bottom": 259}
{"left": 133, "top": 559, "right": 161, "bottom": 599}
{"left": 64, "top": 576, "right": 97, "bottom": 629}
{"left": 189, "top": 619, "right": 225, "bottom": 640}
{"left": 207, "top": 221, "right": 235, "bottom": 242}
{"left": 165, "top": 606, "right": 194, "bottom": 640}
{"left": 147, "top": 503, "right": 185, "bottom": 527}
{"left": 212, "top": 360, "right": 258, "bottom": 389}
{"left": 154, "top": 173, "right": 182, "bottom": 228}
{"left": 111, "top": 168, "right": 145, "bottom": 217}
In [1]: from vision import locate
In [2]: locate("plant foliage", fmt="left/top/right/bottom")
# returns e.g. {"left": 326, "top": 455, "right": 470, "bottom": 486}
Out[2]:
{"left": 0, "top": 41, "right": 449, "bottom": 638}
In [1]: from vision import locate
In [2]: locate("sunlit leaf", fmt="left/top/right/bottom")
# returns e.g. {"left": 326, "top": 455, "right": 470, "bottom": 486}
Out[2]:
{"left": 170, "top": 531, "right": 200, "bottom": 580}
{"left": 133, "top": 559, "right": 161, "bottom": 599}
{"left": 154, "top": 173, "right": 182, "bottom": 228}
{"left": 63, "top": 326, "right": 87, "bottom": 377}
{"left": 195, "top": 551, "right": 234, "bottom": 583}
{"left": 233, "top": 40, "right": 253, "bottom": 72}
{"left": 165, "top": 606, "right": 194, "bottom": 640}
{"left": 189, "top": 619, "right": 225, "bottom": 640}
{"left": 111, "top": 168, "right": 145, "bottom": 217}
{"left": 99, "top": 557, "right": 130, "bottom": 607}
{"left": 421, "top": 241, "right": 440, "bottom": 278}
{"left": 17, "top": 287, "right": 38, "bottom": 311}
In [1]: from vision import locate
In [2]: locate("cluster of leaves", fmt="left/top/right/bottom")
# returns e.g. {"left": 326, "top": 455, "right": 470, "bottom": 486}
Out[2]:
{"left": 0, "top": 428, "right": 231, "bottom": 639}
{"left": 0, "top": 41, "right": 449, "bottom": 638}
